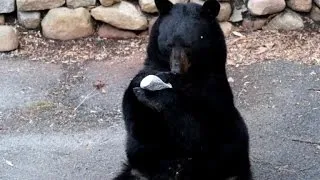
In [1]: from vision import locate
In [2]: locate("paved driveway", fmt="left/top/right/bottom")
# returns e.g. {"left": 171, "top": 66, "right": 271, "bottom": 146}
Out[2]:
{"left": 0, "top": 57, "right": 319, "bottom": 180}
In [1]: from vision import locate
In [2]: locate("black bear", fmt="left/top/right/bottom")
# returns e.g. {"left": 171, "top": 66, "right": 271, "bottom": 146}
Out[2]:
{"left": 114, "top": 0, "right": 252, "bottom": 179}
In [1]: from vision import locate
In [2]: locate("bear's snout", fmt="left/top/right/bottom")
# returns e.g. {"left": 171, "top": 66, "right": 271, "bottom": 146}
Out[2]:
{"left": 170, "top": 47, "right": 191, "bottom": 74}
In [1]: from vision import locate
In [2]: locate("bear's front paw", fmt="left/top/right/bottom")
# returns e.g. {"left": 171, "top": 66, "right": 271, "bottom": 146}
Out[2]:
{"left": 133, "top": 87, "right": 164, "bottom": 112}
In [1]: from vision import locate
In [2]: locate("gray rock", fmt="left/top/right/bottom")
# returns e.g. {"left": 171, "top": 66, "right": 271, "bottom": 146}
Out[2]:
{"left": 99, "top": 0, "right": 120, "bottom": 7}
{"left": 0, "top": 0, "right": 15, "bottom": 13}
{"left": 192, "top": 0, "right": 232, "bottom": 20}
{"left": 41, "top": 7, "right": 94, "bottom": 40}
{"left": 310, "top": 5, "right": 320, "bottom": 22}
{"left": 230, "top": 5, "right": 247, "bottom": 22}
{"left": 0, "top": 26, "right": 19, "bottom": 52}
{"left": 148, "top": 16, "right": 158, "bottom": 34}
{"left": 139, "top": 0, "right": 157, "bottom": 13}
{"left": 17, "top": 11, "right": 41, "bottom": 29}
{"left": 0, "top": 15, "right": 4, "bottom": 25}
{"left": 219, "top": 22, "right": 233, "bottom": 37}
{"left": 138, "top": 0, "right": 188, "bottom": 9}
{"left": 242, "top": 18, "right": 268, "bottom": 31}
{"left": 170, "top": 0, "right": 189, "bottom": 3}
{"left": 248, "top": 0, "right": 286, "bottom": 15}
{"left": 287, "top": 0, "right": 312, "bottom": 12}
{"left": 264, "top": 9, "right": 304, "bottom": 30}
{"left": 17, "top": 0, "right": 65, "bottom": 11}
{"left": 98, "top": 24, "right": 137, "bottom": 39}
{"left": 91, "top": 2, "right": 148, "bottom": 30}
{"left": 190, "top": 0, "right": 204, "bottom": 5}
{"left": 315, "top": 0, "right": 320, "bottom": 7}
{"left": 217, "top": 3, "right": 232, "bottom": 22}
{"left": 67, "top": 0, "right": 96, "bottom": 8}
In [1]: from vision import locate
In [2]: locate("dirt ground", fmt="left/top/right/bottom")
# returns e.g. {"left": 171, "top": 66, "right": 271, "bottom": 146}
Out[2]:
{"left": 0, "top": 22, "right": 320, "bottom": 66}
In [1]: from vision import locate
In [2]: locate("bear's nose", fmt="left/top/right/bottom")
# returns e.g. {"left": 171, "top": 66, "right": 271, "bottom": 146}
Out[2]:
{"left": 170, "top": 47, "right": 190, "bottom": 74}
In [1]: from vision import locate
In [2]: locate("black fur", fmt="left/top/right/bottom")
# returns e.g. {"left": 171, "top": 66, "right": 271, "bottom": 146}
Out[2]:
{"left": 114, "top": 0, "right": 252, "bottom": 179}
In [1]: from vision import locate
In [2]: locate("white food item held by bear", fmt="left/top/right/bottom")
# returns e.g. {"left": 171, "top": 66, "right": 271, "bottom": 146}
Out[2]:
{"left": 140, "top": 75, "right": 172, "bottom": 91}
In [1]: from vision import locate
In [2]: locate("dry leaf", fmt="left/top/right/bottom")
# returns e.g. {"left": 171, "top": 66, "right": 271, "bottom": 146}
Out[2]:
{"left": 5, "top": 159, "right": 14, "bottom": 167}
{"left": 227, "top": 59, "right": 236, "bottom": 66}
{"left": 228, "top": 77, "right": 235, "bottom": 83}
{"left": 310, "top": 71, "right": 316, "bottom": 75}
{"left": 93, "top": 80, "right": 106, "bottom": 90}
{"left": 264, "top": 42, "right": 275, "bottom": 49}
{"left": 255, "top": 47, "right": 268, "bottom": 54}
{"left": 232, "top": 31, "right": 245, "bottom": 37}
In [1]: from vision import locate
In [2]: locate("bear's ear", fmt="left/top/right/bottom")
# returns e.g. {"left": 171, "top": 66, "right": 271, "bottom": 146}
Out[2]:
{"left": 155, "top": 0, "right": 173, "bottom": 15}
{"left": 200, "top": 0, "right": 220, "bottom": 19}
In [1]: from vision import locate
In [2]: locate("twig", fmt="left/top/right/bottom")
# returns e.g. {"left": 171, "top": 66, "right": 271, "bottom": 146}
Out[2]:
{"left": 307, "top": 88, "right": 320, "bottom": 92}
{"left": 74, "top": 89, "right": 97, "bottom": 111}
{"left": 237, "top": 82, "right": 250, "bottom": 98}
{"left": 291, "top": 138, "right": 320, "bottom": 146}
{"left": 313, "top": 106, "right": 320, "bottom": 110}
{"left": 299, "top": 164, "right": 317, "bottom": 172}
{"left": 73, "top": 80, "right": 107, "bottom": 111}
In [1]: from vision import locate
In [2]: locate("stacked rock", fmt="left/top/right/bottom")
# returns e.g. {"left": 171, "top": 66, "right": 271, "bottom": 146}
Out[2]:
{"left": 0, "top": 0, "right": 319, "bottom": 52}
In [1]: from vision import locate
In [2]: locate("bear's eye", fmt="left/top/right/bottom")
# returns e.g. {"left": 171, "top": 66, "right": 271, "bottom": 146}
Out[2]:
{"left": 200, "top": 36, "right": 204, "bottom": 39}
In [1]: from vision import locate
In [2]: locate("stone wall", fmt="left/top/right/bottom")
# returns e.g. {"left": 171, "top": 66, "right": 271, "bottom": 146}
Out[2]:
{"left": 0, "top": 0, "right": 319, "bottom": 51}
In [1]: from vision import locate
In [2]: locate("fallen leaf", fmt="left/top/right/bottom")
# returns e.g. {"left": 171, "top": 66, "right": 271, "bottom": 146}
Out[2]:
{"left": 228, "top": 77, "right": 235, "bottom": 83}
{"left": 255, "top": 47, "right": 268, "bottom": 54}
{"left": 264, "top": 42, "right": 275, "bottom": 49}
{"left": 232, "top": 31, "right": 245, "bottom": 37}
{"left": 5, "top": 159, "right": 14, "bottom": 167}
{"left": 227, "top": 59, "right": 236, "bottom": 66}
{"left": 93, "top": 80, "right": 106, "bottom": 90}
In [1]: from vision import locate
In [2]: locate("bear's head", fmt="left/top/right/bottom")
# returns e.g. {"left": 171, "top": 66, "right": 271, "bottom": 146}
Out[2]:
{"left": 146, "top": 0, "right": 227, "bottom": 75}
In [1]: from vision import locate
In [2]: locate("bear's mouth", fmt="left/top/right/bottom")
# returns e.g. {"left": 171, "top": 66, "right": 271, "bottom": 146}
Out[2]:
{"left": 170, "top": 47, "right": 191, "bottom": 74}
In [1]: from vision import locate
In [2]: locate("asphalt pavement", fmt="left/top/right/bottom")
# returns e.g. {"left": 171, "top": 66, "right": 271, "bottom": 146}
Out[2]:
{"left": 0, "top": 57, "right": 319, "bottom": 180}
